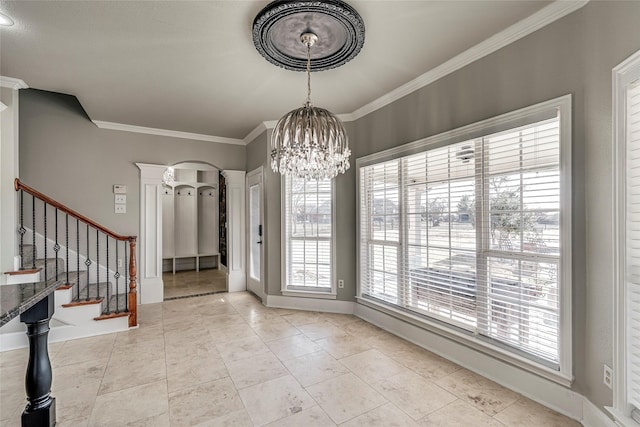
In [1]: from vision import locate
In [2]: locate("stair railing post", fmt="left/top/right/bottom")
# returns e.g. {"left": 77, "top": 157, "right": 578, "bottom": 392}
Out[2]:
{"left": 127, "top": 237, "right": 137, "bottom": 327}
{"left": 43, "top": 201, "right": 47, "bottom": 282}
{"left": 32, "top": 194, "right": 36, "bottom": 270}
{"left": 19, "top": 189, "right": 24, "bottom": 270}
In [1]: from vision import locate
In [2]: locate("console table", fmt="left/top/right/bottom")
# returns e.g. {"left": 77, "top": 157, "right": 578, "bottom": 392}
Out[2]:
{"left": 0, "top": 279, "right": 62, "bottom": 427}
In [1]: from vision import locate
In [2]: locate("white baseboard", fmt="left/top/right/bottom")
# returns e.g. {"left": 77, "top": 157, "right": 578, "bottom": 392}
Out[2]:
{"left": 266, "top": 294, "right": 355, "bottom": 314}
{"left": 582, "top": 400, "right": 617, "bottom": 427}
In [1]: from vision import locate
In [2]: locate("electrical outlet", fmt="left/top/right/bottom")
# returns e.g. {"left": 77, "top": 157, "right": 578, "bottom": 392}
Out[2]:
{"left": 338, "top": 279, "right": 344, "bottom": 289}
{"left": 603, "top": 364, "right": 613, "bottom": 389}
{"left": 117, "top": 259, "right": 123, "bottom": 268}
{"left": 115, "top": 204, "right": 126, "bottom": 214}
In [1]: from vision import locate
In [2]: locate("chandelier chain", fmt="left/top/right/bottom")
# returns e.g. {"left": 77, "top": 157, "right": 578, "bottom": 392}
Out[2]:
{"left": 306, "top": 40, "right": 311, "bottom": 105}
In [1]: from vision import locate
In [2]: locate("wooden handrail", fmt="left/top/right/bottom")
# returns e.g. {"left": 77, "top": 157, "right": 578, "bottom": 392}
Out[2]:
{"left": 15, "top": 178, "right": 137, "bottom": 327}
{"left": 15, "top": 179, "right": 134, "bottom": 242}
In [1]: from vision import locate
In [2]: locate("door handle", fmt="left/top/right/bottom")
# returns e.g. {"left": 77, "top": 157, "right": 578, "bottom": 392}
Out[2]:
{"left": 257, "top": 240, "right": 263, "bottom": 244}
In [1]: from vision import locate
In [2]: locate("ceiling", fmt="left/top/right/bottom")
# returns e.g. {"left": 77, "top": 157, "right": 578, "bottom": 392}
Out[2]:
{"left": 0, "top": 1, "right": 556, "bottom": 142}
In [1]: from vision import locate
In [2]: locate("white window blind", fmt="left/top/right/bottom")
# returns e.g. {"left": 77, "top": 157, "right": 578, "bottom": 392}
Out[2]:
{"left": 283, "top": 176, "right": 333, "bottom": 292}
{"left": 359, "top": 112, "right": 565, "bottom": 368}
{"left": 626, "top": 79, "right": 640, "bottom": 415}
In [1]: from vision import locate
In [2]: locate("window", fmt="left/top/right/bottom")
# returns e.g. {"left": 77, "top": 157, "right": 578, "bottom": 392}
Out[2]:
{"left": 612, "top": 49, "right": 640, "bottom": 427}
{"left": 282, "top": 176, "right": 335, "bottom": 296}
{"left": 358, "top": 96, "right": 571, "bottom": 381}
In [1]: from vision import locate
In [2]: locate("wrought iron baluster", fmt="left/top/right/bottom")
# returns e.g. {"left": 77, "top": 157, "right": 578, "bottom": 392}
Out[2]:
{"left": 96, "top": 229, "right": 100, "bottom": 303}
{"left": 54, "top": 208, "right": 59, "bottom": 280}
{"left": 66, "top": 214, "right": 69, "bottom": 286}
{"left": 125, "top": 246, "right": 128, "bottom": 312}
{"left": 19, "top": 190, "right": 25, "bottom": 270}
{"left": 115, "top": 241, "right": 120, "bottom": 313}
{"left": 43, "top": 201, "right": 47, "bottom": 282}
{"left": 32, "top": 195, "right": 36, "bottom": 270}
{"left": 76, "top": 218, "right": 80, "bottom": 300}
{"left": 106, "top": 235, "right": 110, "bottom": 314}
{"left": 85, "top": 224, "right": 90, "bottom": 301}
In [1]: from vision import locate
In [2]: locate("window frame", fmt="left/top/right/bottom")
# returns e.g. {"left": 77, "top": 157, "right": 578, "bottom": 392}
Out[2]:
{"left": 610, "top": 49, "right": 640, "bottom": 427}
{"left": 281, "top": 175, "right": 337, "bottom": 299}
{"left": 356, "top": 95, "right": 572, "bottom": 385}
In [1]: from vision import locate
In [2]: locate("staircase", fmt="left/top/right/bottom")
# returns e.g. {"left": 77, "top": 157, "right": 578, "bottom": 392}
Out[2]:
{"left": 1, "top": 179, "right": 137, "bottom": 351}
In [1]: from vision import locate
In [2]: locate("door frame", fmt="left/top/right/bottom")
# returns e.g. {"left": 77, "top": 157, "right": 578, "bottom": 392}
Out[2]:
{"left": 246, "top": 166, "right": 266, "bottom": 300}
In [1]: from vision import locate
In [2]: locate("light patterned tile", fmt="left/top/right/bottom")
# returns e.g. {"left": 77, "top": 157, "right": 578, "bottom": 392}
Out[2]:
{"left": 251, "top": 319, "right": 301, "bottom": 342}
{"left": 341, "top": 402, "right": 420, "bottom": 427}
{"left": 417, "top": 399, "right": 505, "bottom": 427}
{"left": 265, "top": 405, "right": 336, "bottom": 427}
{"left": 192, "top": 409, "right": 253, "bottom": 427}
{"left": 216, "top": 335, "right": 270, "bottom": 363}
{"left": 306, "top": 373, "right": 387, "bottom": 425}
{"left": 434, "top": 369, "right": 520, "bottom": 416}
{"left": 266, "top": 334, "right": 322, "bottom": 361}
{"left": 98, "top": 353, "right": 166, "bottom": 395}
{"left": 297, "top": 321, "right": 348, "bottom": 341}
{"left": 494, "top": 397, "right": 581, "bottom": 426}
{"left": 239, "top": 375, "right": 316, "bottom": 426}
{"left": 370, "top": 371, "right": 457, "bottom": 420}
{"left": 340, "top": 349, "right": 410, "bottom": 383}
{"left": 315, "top": 334, "right": 373, "bottom": 359}
{"left": 168, "top": 377, "right": 244, "bottom": 427}
{"left": 225, "top": 351, "right": 288, "bottom": 389}
{"left": 88, "top": 380, "right": 168, "bottom": 427}
{"left": 283, "top": 351, "right": 350, "bottom": 387}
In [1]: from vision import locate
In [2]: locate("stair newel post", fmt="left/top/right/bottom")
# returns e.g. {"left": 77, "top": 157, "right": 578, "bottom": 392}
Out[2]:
{"left": 32, "top": 194, "right": 36, "bottom": 270}
{"left": 19, "top": 188, "right": 24, "bottom": 270}
{"left": 54, "top": 207, "right": 59, "bottom": 281}
{"left": 43, "top": 201, "right": 47, "bottom": 282}
{"left": 127, "top": 237, "right": 137, "bottom": 327}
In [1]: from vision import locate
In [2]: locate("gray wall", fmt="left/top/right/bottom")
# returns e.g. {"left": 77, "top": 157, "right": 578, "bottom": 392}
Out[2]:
{"left": 19, "top": 89, "right": 246, "bottom": 239}
{"left": 246, "top": 122, "right": 357, "bottom": 300}
{"left": 347, "top": 1, "right": 640, "bottom": 410}
{"left": 245, "top": 0, "right": 640, "bottom": 410}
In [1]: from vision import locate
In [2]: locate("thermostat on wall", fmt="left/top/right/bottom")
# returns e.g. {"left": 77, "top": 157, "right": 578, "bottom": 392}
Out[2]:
{"left": 113, "top": 184, "right": 126, "bottom": 194}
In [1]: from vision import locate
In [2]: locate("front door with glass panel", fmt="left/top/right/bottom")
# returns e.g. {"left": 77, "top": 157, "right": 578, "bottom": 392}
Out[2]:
{"left": 247, "top": 168, "right": 264, "bottom": 298}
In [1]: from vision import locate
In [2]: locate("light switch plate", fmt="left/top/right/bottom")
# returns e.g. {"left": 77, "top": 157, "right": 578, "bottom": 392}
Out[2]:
{"left": 113, "top": 184, "right": 127, "bottom": 194}
{"left": 115, "top": 204, "right": 126, "bottom": 214}
{"left": 115, "top": 194, "right": 126, "bottom": 204}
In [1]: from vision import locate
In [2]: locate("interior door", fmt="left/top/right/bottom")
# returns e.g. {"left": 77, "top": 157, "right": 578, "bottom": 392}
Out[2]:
{"left": 246, "top": 168, "right": 264, "bottom": 298}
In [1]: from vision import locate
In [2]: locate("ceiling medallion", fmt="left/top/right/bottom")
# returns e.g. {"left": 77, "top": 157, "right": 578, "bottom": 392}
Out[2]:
{"left": 252, "top": 0, "right": 365, "bottom": 72}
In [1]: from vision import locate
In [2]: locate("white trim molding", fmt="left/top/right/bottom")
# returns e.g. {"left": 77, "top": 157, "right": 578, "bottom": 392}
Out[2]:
{"left": 0, "top": 76, "right": 28, "bottom": 90}
{"left": 82, "top": 1, "right": 587, "bottom": 146}
{"left": 266, "top": 295, "right": 354, "bottom": 314}
{"left": 346, "top": 1, "right": 588, "bottom": 122}
{"left": 611, "top": 48, "right": 640, "bottom": 427}
{"left": 93, "top": 120, "right": 245, "bottom": 146}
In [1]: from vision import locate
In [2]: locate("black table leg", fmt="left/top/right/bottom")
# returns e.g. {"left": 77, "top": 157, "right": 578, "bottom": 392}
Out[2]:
{"left": 19, "top": 294, "right": 56, "bottom": 427}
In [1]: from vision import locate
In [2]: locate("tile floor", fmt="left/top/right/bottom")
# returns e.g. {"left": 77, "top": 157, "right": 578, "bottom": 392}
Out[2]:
{"left": 163, "top": 269, "right": 227, "bottom": 300}
{"left": 0, "top": 292, "right": 582, "bottom": 427}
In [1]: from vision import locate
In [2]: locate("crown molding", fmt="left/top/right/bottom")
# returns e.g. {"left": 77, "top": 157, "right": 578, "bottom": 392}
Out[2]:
{"left": 67, "top": 0, "right": 589, "bottom": 146}
{"left": 243, "top": 122, "right": 268, "bottom": 145}
{"left": 348, "top": 0, "right": 589, "bottom": 122}
{"left": 92, "top": 120, "right": 245, "bottom": 146}
{"left": 0, "top": 76, "right": 28, "bottom": 90}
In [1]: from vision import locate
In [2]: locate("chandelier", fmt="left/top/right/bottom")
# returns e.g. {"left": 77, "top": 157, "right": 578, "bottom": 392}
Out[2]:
{"left": 252, "top": 0, "right": 365, "bottom": 180}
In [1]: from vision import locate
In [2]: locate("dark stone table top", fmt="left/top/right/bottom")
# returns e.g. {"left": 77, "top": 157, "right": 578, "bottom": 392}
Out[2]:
{"left": 0, "top": 279, "right": 63, "bottom": 327}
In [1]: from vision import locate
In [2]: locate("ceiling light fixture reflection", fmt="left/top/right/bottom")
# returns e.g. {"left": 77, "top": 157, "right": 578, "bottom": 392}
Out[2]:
{"left": 0, "top": 12, "right": 14, "bottom": 27}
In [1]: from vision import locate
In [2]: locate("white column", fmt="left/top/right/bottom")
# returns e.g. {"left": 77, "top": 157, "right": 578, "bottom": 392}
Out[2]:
{"left": 223, "top": 170, "right": 246, "bottom": 292}
{"left": 136, "top": 163, "right": 165, "bottom": 303}
{"left": 0, "top": 77, "right": 28, "bottom": 284}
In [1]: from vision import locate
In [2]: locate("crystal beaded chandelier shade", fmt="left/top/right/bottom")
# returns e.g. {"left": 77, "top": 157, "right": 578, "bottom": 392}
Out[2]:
{"left": 253, "top": 0, "right": 364, "bottom": 180}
